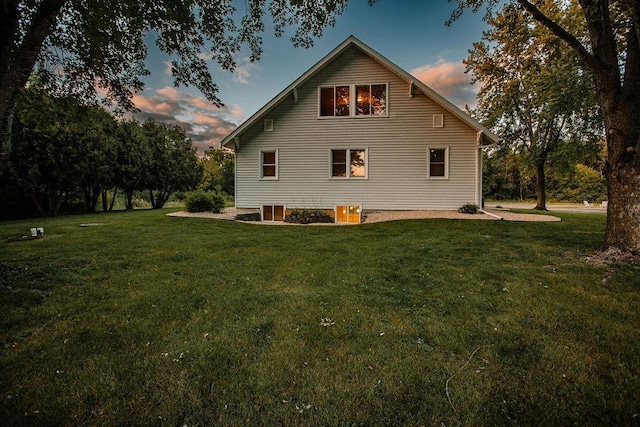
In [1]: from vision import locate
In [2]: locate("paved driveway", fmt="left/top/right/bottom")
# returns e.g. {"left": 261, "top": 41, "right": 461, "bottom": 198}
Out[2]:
{"left": 485, "top": 202, "right": 607, "bottom": 214}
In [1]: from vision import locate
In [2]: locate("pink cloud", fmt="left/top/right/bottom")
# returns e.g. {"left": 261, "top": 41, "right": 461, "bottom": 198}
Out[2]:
{"left": 411, "top": 60, "right": 480, "bottom": 109}
{"left": 131, "top": 87, "right": 239, "bottom": 153}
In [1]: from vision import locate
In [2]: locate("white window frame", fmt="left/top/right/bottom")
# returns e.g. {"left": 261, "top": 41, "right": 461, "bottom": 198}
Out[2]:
{"left": 261, "top": 204, "right": 286, "bottom": 222}
{"left": 264, "top": 119, "right": 274, "bottom": 132}
{"left": 260, "top": 149, "right": 279, "bottom": 180}
{"left": 334, "top": 204, "right": 362, "bottom": 224}
{"left": 329, "top": 148, "right": 368, "bottom": 179}
{"left": 427, "top": 146, "right": 449, "bottom": 180}
{"left": 318, "top": 83, "right": 388, "bottom": 118}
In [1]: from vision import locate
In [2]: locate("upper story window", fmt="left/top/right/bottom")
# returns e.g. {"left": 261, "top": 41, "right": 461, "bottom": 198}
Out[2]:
{"left": 331, "top": 149, "right": 367, "bottom": 178}
{"left": 321, "top": 86, "right": 350, "bottom": 117}
{"left": 320, "top": 84, "right": 387, "bottom": 117}
{"left": 260, "top": 150, "right": 278, "bottom": 180}
{"left": 356, "top": 84, "right": 386, "bottom": 116}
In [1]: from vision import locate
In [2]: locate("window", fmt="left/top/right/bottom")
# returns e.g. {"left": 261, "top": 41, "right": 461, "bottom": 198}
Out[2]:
{"left": 356, "top": 84, "right": 386, "bottom": 116}
{"left": 336, "top": 205, "right": 361, "bottom": 224}
{"left": 262, "top": 205, "right": 285, "bottom": 221}
{"left": 261, "top": 150, "right": 278, "bottom": 179}
{"left": 331, "top": 149, "right": 367, "bottom": 178}
{"left": 264, "top": 119, "right": 274, "bottom": 131}
{"left": 320, "top": 84, "right": 387, "bottom": 117}
{"left": 320, "top": 85, "right": 350, "bottom": 117}
{"left": 428, "top": 147, "right": 448, "bottom": 179}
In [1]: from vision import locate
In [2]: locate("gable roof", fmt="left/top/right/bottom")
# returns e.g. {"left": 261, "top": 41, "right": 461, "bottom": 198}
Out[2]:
{"left": 222, "top": 35, "right": 499, "bottom": 149}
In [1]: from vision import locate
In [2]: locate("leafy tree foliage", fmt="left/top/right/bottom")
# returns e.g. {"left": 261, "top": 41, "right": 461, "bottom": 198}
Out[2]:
{"left": 114, "top": 120, "right": 151, "bottom": 210}
{"left": 200, "top": 148, "right": 235, "bottom": 196}
{"left": 466, "top": 0, "right": 601, "bottom": 210}
{"left": 452, "top": 0, "right": 640, "bottom": 255}
{"left": 142, "top": 120, "right": 203, "bottom": 209}
{"left": 6, "top": 86, "right": 117, "bottom": 216}
{"left": 0, "top": 0, "right": 357, "bottom": 172}
{"left": 1, "top": 92, "right": 203, "bottom": 217}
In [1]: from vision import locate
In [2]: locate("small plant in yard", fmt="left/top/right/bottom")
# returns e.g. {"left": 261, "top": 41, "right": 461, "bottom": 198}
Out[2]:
{"left": 285, "top": 209, "right": 333, "bottom": 224}
{"left": 458, "top": 203, "right": 480, "bottom": 214}
{"left": 185, "top": 191, "right": 225, "bottom": 213}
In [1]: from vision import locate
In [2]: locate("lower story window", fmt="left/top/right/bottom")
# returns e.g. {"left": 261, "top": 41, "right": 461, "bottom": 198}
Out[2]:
{"left": 428, "top": 147, "right": 449, "bottom": 179}
{"left": 262, "top": 205, "right": 285, "bottom": 221}
{"left": 331, "top": 149, "right": 367, "bottom": 178}
{"left": 336, "top": 205, "right": 361, "bottom": 224}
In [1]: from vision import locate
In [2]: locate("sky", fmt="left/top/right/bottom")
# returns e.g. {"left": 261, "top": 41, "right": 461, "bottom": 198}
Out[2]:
{"left": 131, "top": 1, "right": 491, "bottom": 153}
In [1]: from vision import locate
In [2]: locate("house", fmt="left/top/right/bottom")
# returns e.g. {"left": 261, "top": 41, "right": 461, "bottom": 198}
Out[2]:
{"left": 221, "top": 36, "right": 499, "bottom": 223}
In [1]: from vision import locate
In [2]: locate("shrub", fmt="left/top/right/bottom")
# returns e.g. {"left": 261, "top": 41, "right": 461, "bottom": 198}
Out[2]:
{"left": 185, "top": 192, "right": 214, "bottom": 213}
{"left": 458, "top": 203, "right": 480, "bottom": 214}
{"left": 210, "top": 193, "right": 225, "bottom": 213}
{"left": 285, "top": 209, "right": 334, "bottom": 224}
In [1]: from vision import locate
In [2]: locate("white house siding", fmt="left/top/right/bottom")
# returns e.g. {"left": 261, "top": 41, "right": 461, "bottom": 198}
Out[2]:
{"left": 235, "top": 46, "right": 481, "bottom": 211}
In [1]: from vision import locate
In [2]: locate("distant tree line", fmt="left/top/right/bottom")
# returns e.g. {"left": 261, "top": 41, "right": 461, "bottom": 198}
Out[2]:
{"left": 0, "top": 86, "right": 205, "bottom": 218}
{"left": 482, "top": 140, "right": 607, "bottom": 204}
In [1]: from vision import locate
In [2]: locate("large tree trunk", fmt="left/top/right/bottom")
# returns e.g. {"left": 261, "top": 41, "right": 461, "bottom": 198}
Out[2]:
{"left": 0, "top": 0, "right": 67, "bottom": 173}
{"left": 602, "top": 100, "right": 640, "bottom": 255}
{"left": 534, "top": 160, "right": 547, "bottom": 210}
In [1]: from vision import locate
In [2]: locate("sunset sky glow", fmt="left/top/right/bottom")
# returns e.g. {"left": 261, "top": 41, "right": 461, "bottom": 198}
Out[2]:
{"left": 132, "top": 1, "right": 490, "bottom": 153}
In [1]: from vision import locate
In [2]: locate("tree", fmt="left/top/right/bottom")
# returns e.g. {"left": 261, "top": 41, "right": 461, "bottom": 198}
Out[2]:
{"left": 142, "top": 120, "right": 203, "bottom": 209}
{"left": 68, "top": 103, "right": 119, "bottom": 213}
{"left": 0, "top": 0, "right": 355, "bottom": 173}
{"left": 114, "top": 120, "right": 151, "bottom": 210}
{"left": 200, "top": 148, "right": 235, "bottom": 196}
{"left": 466, "top": 1, "right": 601, "bottom": 210}
{"left": 452, "top": 0, "right": 640, "bottom": 256}
{"left": 9, "top": 86, "right": 121, "bottom": 215}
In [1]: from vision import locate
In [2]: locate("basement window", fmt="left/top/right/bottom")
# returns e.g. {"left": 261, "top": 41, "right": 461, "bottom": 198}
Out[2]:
{"left": 262, "top": 205, "right": 285, "bottom": 221}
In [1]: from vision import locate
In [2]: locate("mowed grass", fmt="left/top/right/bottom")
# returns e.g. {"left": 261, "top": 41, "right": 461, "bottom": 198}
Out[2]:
{"left": 0, "top": 209, "right": 638, "bottom": 426}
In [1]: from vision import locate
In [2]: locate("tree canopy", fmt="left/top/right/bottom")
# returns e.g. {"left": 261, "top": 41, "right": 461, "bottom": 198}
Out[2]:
{"left": 453, "top": 0, "right": 640, "bottom": 257}
{"left": 1, "top": 0, "right": 359, "bottom": 171}
{"left": 466, "top": 0, "right": 602, "bottom": 210}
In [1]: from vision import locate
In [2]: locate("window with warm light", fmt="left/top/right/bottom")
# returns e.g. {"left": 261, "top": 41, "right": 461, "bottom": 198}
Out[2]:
{"left": 428, "top": 147, "right": 448, "bottom": 179}
{"left": 356, "top": 84, "right": 386, "bottom": 116}
{"left": 320, "top": 84, "right": 387, "bottom": 117}
{"left": 261, "top": 150, "right": 278, "bottom": 179}
{"left": 336, "top": 205, "right": 361, "bottom": 223}
{"left": 331, "top": 149, "right": 367, "bottom": 178}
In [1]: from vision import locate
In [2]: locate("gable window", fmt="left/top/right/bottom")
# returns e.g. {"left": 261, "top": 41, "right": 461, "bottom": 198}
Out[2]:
{"left": 331, "top": 149, "right": 367, "bottom": 178}
{"left": 321, "top": 86, "right": 350, "bottom": 117}
{"left": 356, "top": 84, "right": 386, "bottom": 116}
{"left": 261, "top": 150, "right": 278, "bottom": 179}
{"left": 320, "top": 84, "right": 387, "bottom": 117}
{"left": 428, "top": 147, "right": 449, "bottom": 179}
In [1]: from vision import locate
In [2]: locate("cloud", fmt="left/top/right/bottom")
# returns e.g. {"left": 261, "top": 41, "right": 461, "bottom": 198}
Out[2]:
{"left": 131, "top": 86, "right": 244, "bottom": 153}
{"left": 410, "top": 60, "right": 480, "bottom": 109}
{"left": 163, "top": 61, "right": 173, "bottom": 76}
{"left": 233, "top": 57, "right": 258, "bottom": 84}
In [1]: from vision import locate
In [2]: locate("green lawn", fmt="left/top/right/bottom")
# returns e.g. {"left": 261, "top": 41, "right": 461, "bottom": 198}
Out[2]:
{"left": 1, "top": 209, "right": 638, "bottom": 425}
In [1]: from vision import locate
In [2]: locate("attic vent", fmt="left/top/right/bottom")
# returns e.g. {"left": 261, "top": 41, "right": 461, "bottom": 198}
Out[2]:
{"left": 264, "top": 119, "right": 274, "bottom": 132}
{"left": 433, "top": 114, "right": 444, "bottom": 128}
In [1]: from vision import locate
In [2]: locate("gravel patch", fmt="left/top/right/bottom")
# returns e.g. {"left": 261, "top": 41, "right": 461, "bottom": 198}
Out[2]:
{"left": 167, "top": 208, "right": 560, "bottom": 223}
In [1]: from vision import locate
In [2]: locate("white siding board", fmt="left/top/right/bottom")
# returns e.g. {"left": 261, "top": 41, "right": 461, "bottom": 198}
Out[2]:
{"left": 235, "top": 46, "right": 481, "bottom": 211}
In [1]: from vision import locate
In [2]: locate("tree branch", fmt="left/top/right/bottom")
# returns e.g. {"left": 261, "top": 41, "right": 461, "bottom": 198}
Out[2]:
{"left": 515, "top": 0, "right": 601, "bottom": 72}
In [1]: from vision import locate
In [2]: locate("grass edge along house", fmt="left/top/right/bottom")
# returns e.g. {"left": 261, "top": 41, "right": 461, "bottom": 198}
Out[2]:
{"left": 222, "top": 36, "right": 499, "bottom": 223}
